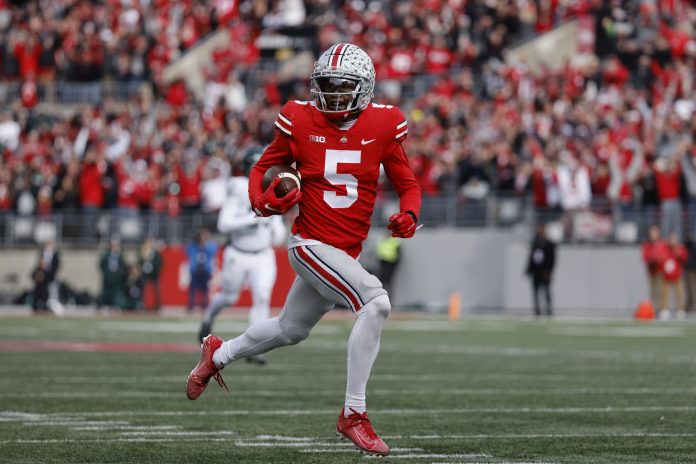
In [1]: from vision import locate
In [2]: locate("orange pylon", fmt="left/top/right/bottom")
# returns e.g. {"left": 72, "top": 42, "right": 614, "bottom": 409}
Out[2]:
{"left": 448, "top": 293, "right": 461, "bottom": 320}
{"left": 634, "top": 300, "right": 655, "bottom": 320}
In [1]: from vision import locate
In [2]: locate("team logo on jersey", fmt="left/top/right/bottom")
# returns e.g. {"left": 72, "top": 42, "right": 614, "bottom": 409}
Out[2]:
{"left": 309, "top": 135, "right": 326, "bottom": 143}
{"left": 340, "top": 136, "right": 348, "bottom": 144}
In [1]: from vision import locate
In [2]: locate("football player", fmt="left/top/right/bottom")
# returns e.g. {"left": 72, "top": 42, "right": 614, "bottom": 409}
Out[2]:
{"left": 187, "top": 43, "right": 421, "bottom": 456}
{"left": 197, "top": 146, "right": 286, "bottom": 367}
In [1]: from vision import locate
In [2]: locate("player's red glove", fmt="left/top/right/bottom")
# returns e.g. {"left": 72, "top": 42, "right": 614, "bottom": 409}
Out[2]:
{"left": 387, "top": 211, "right": 418, "bottom": 238}
{"left": 252, "top": 178, "right": 302, "bottom": 217}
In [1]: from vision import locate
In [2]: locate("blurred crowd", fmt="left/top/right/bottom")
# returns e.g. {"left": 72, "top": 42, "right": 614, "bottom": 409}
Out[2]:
{"left": 0, "top": 0, "right": 695, "bottom": 238}
{"left": 0, "top": 0, "right": 224, "bottom": 82}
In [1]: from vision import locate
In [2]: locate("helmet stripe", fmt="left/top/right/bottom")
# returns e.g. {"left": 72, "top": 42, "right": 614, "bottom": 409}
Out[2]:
{"left": 330, "top": 43, "right": 348, "bottom": 68}
{"left": 336, "top": 43, "right": 348, "bottom": 67}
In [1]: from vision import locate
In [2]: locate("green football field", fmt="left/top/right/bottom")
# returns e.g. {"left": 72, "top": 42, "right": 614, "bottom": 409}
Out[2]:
{"left": 1, "top": 312, "right": 695, "bottom": 464}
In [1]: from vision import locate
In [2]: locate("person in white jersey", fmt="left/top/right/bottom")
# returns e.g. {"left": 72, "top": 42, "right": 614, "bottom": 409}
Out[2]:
{"left": 197, "top": 147, "right": 286, "bottom": 365}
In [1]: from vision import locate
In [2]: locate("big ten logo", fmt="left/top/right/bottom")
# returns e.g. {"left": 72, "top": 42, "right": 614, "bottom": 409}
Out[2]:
{"left": 309, "top": 135, "right": 326, "bottom": 143}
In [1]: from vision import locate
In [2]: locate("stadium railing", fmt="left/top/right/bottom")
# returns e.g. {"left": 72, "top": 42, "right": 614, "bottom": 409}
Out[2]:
{"left": 0, "top": 195, "right": 682, "bottom": 248}
{"left": 0, "top": 80, "right": 148, "bottom": 106}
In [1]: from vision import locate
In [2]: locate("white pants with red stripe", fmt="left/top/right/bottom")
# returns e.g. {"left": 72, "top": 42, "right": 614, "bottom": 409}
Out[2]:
{"left": 214, "top": 243, "right": 391, "bottom": 414}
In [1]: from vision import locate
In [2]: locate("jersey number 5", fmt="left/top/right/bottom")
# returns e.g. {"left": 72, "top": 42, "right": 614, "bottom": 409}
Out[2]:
{"left": 324, "top": 149, "right": 360, "bottom": 208}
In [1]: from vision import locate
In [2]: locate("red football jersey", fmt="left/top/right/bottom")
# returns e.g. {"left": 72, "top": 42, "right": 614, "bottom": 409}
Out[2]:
{"left": 249, "top": 101, "right": 421, "bottom": 258}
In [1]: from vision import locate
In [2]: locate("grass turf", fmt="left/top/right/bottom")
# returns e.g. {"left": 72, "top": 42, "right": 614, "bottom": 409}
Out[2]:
{"left": 0, "top": 313, "right": 695, "bottom": 463}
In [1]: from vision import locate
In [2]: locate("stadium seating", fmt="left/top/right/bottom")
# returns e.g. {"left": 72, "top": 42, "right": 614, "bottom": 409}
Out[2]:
{"left": 0, "top": 0, "right": 695, "bottom": 244}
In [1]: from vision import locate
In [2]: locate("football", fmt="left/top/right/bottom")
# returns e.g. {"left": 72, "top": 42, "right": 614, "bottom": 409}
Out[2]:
{"left": 262, "top": 164, "right": 301, "bottom": 197}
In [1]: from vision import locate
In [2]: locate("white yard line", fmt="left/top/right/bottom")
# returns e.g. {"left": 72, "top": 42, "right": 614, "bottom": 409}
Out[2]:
{"left": 0, "top": 438, "right": 230, "bottom": 444}
{"left": 22, "top": 420, "right": 130, "bottom": 426}
{"left": 253, "top": 435, "right": 315, "bottom": 441}
{"left": 547, "top": 326, "right": 684, "bottom": 337}
{"left": 96, "top": 321, "right": 339, "bottom": 335}
{"left": 303, "top": 340, "right": 695, "bottom": 364}
{"left": 363, "top": 454, "right": 490, "bottom": 459}
{"left": 0, "top": 376, "right": 194, "bottom": 383}
{"left": 3, "top": 392, "right": 185, "bottom": 399}
{"left": 4, "top": 386, "right": 696, "bottom": 399}
{"left": 234, "top": 441, "right": 356, "bottom": 448}
{"left": 299, "top": 448, "right": 372, "bottom": 453}
{"left": 3, "top": 405, "right": 695, "bottom": 421}
{"left": 385, "top": 432, "right": 696, "bottom": 439}
{"left": 71, "top": 425, "right": 179, "bottom": 431}
{"left": 119, "top": 431, "right": 235, "bottom": 436}
{"left": 300, "top": 447, "right": 425, "bottom": 453}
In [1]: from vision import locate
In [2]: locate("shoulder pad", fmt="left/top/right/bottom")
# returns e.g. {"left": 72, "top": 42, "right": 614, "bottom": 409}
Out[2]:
{"left": 372, "top": 104, "right": 408, "bottom": 142}
{"left": 274, "top": 101, "right": 309, "bottom": 138}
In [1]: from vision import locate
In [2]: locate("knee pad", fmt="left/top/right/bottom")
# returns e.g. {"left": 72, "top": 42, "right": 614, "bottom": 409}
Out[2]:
{"left": 361, "top": 294, "right": 391, "bottom": 319}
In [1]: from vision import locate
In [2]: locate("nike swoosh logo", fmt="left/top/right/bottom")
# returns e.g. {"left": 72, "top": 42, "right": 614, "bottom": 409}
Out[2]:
{"left": 361, "top": 139, "right": 376, "bottom": 145}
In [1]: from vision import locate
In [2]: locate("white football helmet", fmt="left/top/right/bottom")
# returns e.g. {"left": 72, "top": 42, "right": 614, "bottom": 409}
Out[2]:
{"left": 310, "top": 43, "right": 375, "bottom": 119}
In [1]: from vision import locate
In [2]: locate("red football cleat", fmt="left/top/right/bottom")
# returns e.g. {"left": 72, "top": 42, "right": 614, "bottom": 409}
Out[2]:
{"left": 186, "top": 335, "right": 228, "bottom": 400}
{"left": 336, "top": 407, "right": 390, "bottom": 456}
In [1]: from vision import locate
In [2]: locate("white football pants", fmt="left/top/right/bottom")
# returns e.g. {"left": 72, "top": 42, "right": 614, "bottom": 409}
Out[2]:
{"left": 203, "top": 246, "right": 276, "bottom": 329}
{"left": 214, "top": 243, "right": 391, "bottom": 414}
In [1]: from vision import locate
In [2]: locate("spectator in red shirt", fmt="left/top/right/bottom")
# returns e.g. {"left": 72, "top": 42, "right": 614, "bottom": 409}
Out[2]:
{"left": 0, "top": 167, "right": 12, "bottom": 212}
{"left": 78, "top": 147, "right": 106, "bottom": 237}
{"left": 175, "top": 157, "right": 203, "bottom": 211}
{"left": 13, "top": 34, "right": 41, "bottom": 79}
{"left": 114, "top": 161, "right": 140, "bottom": 215}
{"left": 79, "top": 148, "right": 106, "bottom": 211}
{"left": 659, "top": 233, "right": 688, "bottom": 321}
{"left": 642, "top": 224, "right": 668, "bottom": 311}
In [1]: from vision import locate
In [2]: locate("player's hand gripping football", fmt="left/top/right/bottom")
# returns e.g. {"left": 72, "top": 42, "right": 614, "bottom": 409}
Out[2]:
{"left": 253, "top": 178, "right": 302, "bottom": 217}
{"left": 387, "top": 211, "right": 418, "bottom": 238}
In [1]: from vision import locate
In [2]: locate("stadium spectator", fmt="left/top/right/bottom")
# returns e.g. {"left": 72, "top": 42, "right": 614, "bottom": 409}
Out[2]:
{"left": 375, "top": 234, "right": 401, "bottom": 295}
{"left": 199, "top": 158, "right": 230, "bottom": 214}
{"left": 607, "top": 140, "right": 643, "bottom": 215}
{"left": 123, "top": 264, "right": 145, "bottom": 312}
{"left": 0, "top": 110, "right": 20, "bottom": 152}
{"left": 659, "top": 233, "right": 688, "bottom": 321}
{"left": 683, "top": 232, "right": 696, "bottom": 315}
{"left": 654, "top": 146, "right": 684, "bottom": 240}
{"left": 30, "top": 260, "right": 49, "bottom": 313}
{"left": 525, "top": 224, "right": 556, "bottom": 317}
{"left": 78, "top": 146, "right": 107, "bottom": 231}
{"left": 97, "top": 237, "right": 128, "bottom": 311}
{"left": 185, "top": 228, "right": 218, "bottom": 314}
{"left": 36, "top": 240, "right": 64, "bottom": 316}
{"left": 642, "top": 225, "right": 667, "bottom": 311}
{"left": 139, "top": 238, "right": 163, "bottom": 312}
{"left": 677, "top": 135, "right": 696, "bottom": 232}
{"left": 654, "top": 130, "right": 691, "bottom": 237}
{"left": 557, "top": 152, "right": 592, "bottom": 239}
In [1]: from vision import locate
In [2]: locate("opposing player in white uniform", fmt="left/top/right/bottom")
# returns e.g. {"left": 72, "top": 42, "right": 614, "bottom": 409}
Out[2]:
{"left": 197, "top": 148, "right": 286, "bottom": 366}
